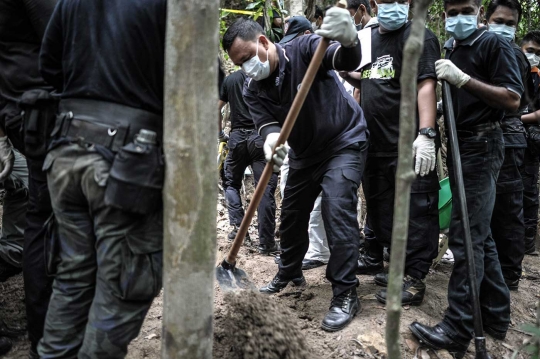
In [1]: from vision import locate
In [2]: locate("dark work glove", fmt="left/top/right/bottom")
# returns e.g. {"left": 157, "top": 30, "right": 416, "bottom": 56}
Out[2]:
{"left": 218, "top": 131, "right": 229, "bottom": 143}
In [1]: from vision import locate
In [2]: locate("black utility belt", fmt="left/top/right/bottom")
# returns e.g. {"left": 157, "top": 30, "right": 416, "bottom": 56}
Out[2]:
{"left": 452, "top": 121, "right": 501, "bottom": 138}
{"left": 54, "top": 99, "right": 162, "bottom": 151}
{"left": 232, "top": 128, "right": 256, "bottom": 133}
{"left": 53, "top": 99, "right": 164, "bottom": 215}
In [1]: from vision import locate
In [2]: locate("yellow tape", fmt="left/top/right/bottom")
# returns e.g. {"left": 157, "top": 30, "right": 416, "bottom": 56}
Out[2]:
{"left": 220, "top": 8, "right": 256, "bottom": 15}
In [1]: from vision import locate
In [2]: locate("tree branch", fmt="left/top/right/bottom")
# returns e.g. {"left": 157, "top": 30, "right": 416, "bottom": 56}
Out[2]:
{"left": 385, "top": 1, "right": 433, "bottom": 358}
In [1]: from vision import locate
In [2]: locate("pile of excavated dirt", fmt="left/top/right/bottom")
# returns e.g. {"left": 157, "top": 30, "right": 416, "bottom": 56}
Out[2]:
{"left": 213, "top": 291, "right": 311, "bottom": 359}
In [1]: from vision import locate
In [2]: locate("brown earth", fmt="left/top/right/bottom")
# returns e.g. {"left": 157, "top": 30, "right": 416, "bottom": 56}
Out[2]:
{"left": 2, "top": 183, "right": 540, "bottom": 358}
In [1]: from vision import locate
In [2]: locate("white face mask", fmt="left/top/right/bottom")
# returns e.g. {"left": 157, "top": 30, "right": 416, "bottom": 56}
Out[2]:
{"left": 526, "top": 52, "right": 540, "bottom": 67}
{"left": 242, "top": 39, "right": 271, "bottom": 81}
{"left": 488, "top": 23, "right": 516, "bottom": 41}
{"left": 312, "top": 21, "right": 319, "bottom": 31}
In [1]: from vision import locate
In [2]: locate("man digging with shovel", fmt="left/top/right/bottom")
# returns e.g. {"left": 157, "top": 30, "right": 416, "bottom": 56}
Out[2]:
{"left": 223, "top": 7, "right": 368, "bottom": 332}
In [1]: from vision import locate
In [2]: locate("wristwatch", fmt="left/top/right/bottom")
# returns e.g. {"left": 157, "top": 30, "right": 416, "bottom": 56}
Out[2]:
{"left": 419, "top": 127, "right": 437, "bottom": 139}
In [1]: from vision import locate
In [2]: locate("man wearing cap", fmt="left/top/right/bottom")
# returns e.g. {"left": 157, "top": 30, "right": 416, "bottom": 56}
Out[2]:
{"left": 223, "top": 8, "right": 368, "bottom": 331}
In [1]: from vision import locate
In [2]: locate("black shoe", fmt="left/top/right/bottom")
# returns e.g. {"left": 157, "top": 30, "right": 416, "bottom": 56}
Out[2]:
{"left": 259, "top": 274, "right": 306, "bottom": 294}
{"left": 321, "top": 289, "right": 360, "bottom": 332}
{"left": 357, "top": 253, "right": 384, "bottom": 275}
{"left": 376, "top": 275, "right": 426, "bottom": 306}
{"left": 302, "top": 259, "right": 325, "bottom": 270}
{"left": 524, "top": 227, "right": 537, "bottom": 255}
{"left": 0, "top": 320, "right": 25, "bottom": 338}
{"left": 258, "top": 243, "right": 278, "bottom": 255}
{"left": 28, "top": 348, "right": 40, "bottom": 359}
{"left": 484, "top": 326, "right": 506, "bottom": 340}
{"left": 374, "top": 272, "right": 388, "bottom": 287}
{"left": 0, "top": 337, "right": 12, "bottom": 356}
{"left": 409, "top": 322, "right": 467, "bottom": 359}
{"left": 0, "top": 259, "right": 22, "bottom": 282}
{"left": 505, "top": 278, "right": 519, "bottom": 291}
{"left": 228, "top": 226, "right": 251, "bottom": 243}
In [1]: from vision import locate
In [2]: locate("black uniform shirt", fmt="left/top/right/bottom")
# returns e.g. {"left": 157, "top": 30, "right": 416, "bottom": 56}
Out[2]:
{"left": 443, "top": 28, "right": 523, "bottom": 128}
{"left": 243, "top": 34, "right": 368, "bottom": 169}
{"left": 0, "top": 0, "right": 57, "bottom": 102}
{"left": 220, "top": 71, "right": 255, "bottom": 130}
{"left": 40, "top": 0, "right": 166, "bottom": 115}
{"left": 359, "top": 23, "right": 440, "bottom": 155}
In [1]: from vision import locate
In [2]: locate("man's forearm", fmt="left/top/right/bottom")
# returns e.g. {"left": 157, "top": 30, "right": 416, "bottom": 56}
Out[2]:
{"left": 330, "top": 40, "right": 362, "bottom": 72}
{"left": 522, "top": 109, "right": 540, "bottom": 125}
{"left": 462, "top": 78, "right": 520, "bottom": 112}
{"left": 218, "top": 100, "right": 226, "bottom": 133}
{"left": 340, "top": 72, "right": 362, "bottom": 89}
{"left": 417, "top": 79, "right": 437, "bottom": 129}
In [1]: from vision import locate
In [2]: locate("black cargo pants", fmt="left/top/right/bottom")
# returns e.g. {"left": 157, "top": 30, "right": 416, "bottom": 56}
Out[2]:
{"left": 363, "top": 156, "right": 439, "bottom": 280}
{"left": 279, "top": 142, "right": 366, "bottom": 297}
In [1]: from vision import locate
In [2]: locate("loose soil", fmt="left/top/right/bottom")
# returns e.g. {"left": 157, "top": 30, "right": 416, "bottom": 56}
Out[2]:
{"left": 2, "top": 184, "right": 540, "bottom": 359}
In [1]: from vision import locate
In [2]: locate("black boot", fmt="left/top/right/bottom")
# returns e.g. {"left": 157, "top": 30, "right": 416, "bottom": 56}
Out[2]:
{"left": 409, "top": 322, "right": 467, "bottom": 359}
{"left": 524, "top": 227, "right": 537, "bottom": 255}
{"left": 258, "top": 243, "right": 278, "bottom": 255}
{"left": 374, "top": 272, "right": 388, "bottom": 287}
{"left": 357, "top": 252, "right": 383, "bottom": 275}
{"left": 259, "top": 274, "right": 306, "bottom": 294}
{"left": 228, "top": 225, "right": 251, "bottom": 243}
{"left": 302, "top": 259, "right": 326, "bottom": 270}
{"left": 0, "top": 258, "right": 22, "bottom": 282}
{"left": 321, "top": 288, "right": 360, "bottom": 332}
{"left": 0, "top": 319, "right": 25, "bottom": 338}
{"left": 0, "top": 337, "right": 12, "bottom": 357}
{"left": 483, "top": 326, "right": 506, "bottom": 340}
{"left": 504, "top": 277, "right": 519, "bottom": 291}
{"left": 376, "top": 275, "right": 426, "bottom": 306}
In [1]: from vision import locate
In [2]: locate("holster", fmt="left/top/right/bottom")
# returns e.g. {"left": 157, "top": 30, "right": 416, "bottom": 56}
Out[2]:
{"left": 18, "top": 89, "right": 59, "bottom": 160}
{"left": 54, "top": 99, "right": 164, "bottom": 214}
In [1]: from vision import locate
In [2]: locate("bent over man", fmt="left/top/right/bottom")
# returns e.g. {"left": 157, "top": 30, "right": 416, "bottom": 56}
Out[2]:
{"left": 38, "top": 0, "right": 166, "bottom": 357}
{"left": 223, "top": 9, "right": 368, "bottom": 332}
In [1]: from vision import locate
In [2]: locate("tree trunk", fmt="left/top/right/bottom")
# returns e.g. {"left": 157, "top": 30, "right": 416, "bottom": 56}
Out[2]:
{"left": 264, "top": 0, "right": 273, "bottom": 38}
{"left": 289, "top": 0, "right": 304, "bottom": 17}
{"left": 305, "top": 0, "right": 316, "bottom": 20}
{"left": 162, "top": 0, "right": 219, "bottom": 358}
{"left": 385, "top": 1, "right": 432, "bottom": 358}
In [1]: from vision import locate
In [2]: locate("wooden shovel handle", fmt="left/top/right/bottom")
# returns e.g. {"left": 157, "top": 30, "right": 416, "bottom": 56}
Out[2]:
{"left": 225, "top": 0, "right": 347, "bottom": 265}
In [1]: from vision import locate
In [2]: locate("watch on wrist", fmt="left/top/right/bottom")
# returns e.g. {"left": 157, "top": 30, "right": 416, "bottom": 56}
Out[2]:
{"left": 419, "top": 127, "right": 436, "bottom": 139}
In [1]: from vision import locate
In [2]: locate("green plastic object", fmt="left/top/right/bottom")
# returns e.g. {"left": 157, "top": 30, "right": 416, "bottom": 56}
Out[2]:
{"left": 439, "top": 177, "right": 452, "bottom": 230}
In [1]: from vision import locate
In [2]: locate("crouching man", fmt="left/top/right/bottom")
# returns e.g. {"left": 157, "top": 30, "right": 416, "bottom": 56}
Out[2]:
{"left": 222, "top": 8, "right": 368, "bottom": 332}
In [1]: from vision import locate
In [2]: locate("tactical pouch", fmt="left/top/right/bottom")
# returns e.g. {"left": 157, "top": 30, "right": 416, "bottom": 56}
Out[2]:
{"left": 19, "top": 90, "right": 59, "bottom": 160}
{"left": 527, "top": 125, "right": 540, "bottom": 155}
{"left": 104, "top": 140, "right": 164, "bottom": 214}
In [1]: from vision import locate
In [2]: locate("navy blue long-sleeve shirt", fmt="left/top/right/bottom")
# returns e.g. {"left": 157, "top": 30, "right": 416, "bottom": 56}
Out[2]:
{"left": 0, "top": 0, "right": 58, "bottom": 102}
{"left": 40, "top": 0, "right": 166, "bottom": 115}
{"left": 243, "top": 34, "right": 368, "bottom": 169}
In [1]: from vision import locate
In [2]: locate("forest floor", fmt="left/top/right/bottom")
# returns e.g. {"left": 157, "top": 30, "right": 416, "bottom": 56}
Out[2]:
{"left": 2, "top": 182, "right": 540, "bottom": 359}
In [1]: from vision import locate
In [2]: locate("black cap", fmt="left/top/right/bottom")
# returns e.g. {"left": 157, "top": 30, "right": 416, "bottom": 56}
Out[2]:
{"left": 279, "top": 16, "right": 313, "bottom": 44}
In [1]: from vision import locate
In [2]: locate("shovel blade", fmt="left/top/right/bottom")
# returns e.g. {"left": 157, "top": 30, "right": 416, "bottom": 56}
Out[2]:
{"left": 216, "top": 261, "right": 257, "bottom": 292}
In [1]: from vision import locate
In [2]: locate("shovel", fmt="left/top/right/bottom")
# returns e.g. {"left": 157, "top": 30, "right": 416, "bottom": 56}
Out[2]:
{"left": 442, "top": 81, "right": 490, "bottom": 359}
{"left": 216, "top": 0, "right": 349, "bottom": 292}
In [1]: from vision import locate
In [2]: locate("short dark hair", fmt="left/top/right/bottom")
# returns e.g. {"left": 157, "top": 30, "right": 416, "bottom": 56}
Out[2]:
{"left": 522, "top": 30, "right": 540, "bottom": 46}
{"left": 443, "top": 0, "right": 482, "bottom": 9}
{"left": 222, "top": 18, "right": 264, "bottom": 52}
{"left": 486, "top": 0, "right": 522, "bottom": 24}
{"left": 347, "top": 0, "right": 371, "bottom": 14}
{"left": 304, "top": 5, "right": 324, "bottom": 19}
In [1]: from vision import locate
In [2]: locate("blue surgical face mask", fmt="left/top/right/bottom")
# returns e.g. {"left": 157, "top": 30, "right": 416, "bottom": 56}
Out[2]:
{"left": 445, "top": 14, "right": 478, "bottom": 40}
{"left": 242, "top": 39, "right": 271, "bottom": 81}
{"left": 488, "top": 23, "right": 516, "bottom": 41}
{"left": 377, "top": 3, "right": 409, "bottom": 31}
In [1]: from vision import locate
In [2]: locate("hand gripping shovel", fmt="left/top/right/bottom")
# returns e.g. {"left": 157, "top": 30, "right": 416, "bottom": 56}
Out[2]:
{"left": 442, "top": 81, "right": 490, "bottom": 359}
{"left": 216, "top": 0, "right": 348, "bottom": 292}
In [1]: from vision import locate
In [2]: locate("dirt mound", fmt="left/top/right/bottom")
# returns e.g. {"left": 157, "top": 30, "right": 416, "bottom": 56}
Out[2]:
{"left": 214, "top": 291, "right": 311, "bottom": 359}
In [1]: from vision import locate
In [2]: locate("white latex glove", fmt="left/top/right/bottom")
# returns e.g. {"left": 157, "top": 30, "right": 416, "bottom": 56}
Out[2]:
{"left": 263, "top": 133, "right": 289, "bottom": 172}
{"left": 315, "top": 7, "right": 358, "bottom": 47}
{"left": 0, "top": 136, "right": 14, "bottom": 182}
{"left": 435, "top": 59, "right": 471, "bottom": 88}
{"left": 412, "top": 134, "right": 436, "bottom": 177}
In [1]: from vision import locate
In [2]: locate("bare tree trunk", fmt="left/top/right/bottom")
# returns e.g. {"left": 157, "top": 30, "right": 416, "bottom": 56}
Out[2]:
{"left": 385, "top": 1, "right": 432, "bottom": 358}
{"left": 305, "top": 0, "right": 316, "bottom": 20}
{"left": 264, "top": 0, "right": 273, "bottom": 38}
{"left": 162, "top": 0, "right": 219, "bottom": 358}
{"left": 289, "top": 0, "right": 304, "bottom": 17}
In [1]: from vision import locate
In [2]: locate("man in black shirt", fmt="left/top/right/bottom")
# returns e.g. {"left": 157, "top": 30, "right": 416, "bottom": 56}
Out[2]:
{"left": 0, "top": 0, "right": 58, "bottom": 356}
{"left": 39, "top": 0, "right": 166, "bottom": 357}
{"left": 520, "top": 31, "right": 540, "bottom": 254}
{"left": 409, "top": 0, "right": 523, "bottom": 355}
{"left": 223, "top": 12, "right": 367, "bottom": 332}
{"left": 218, "top": 70, "right": 278, "bottom": 254}
{"left": 486, "top": 0, "right": 530, "bottom": 291}
{"left": 342, "top": 0, "right": 441, "bottom": 307}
